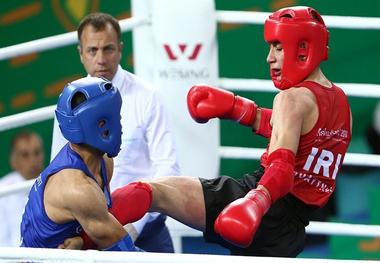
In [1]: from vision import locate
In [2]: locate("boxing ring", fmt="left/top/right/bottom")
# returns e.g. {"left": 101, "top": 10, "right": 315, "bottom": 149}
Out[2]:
{"left": 1, "top": 1, "right": 380, "bottom": 262}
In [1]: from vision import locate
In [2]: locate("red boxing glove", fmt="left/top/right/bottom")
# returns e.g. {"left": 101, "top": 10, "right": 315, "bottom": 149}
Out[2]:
{"left": 214, "top": 189, "right": 271, "bottom": 248}
{"left": 187, "top": 84, "right": 258, "bottom": 126}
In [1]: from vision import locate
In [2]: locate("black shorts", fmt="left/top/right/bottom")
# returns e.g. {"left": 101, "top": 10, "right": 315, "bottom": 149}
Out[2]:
{"left": 200, "top": 166, "right": 314, "bottom": 257}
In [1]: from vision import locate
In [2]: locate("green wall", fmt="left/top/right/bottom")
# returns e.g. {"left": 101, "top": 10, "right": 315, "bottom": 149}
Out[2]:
{"left": 1, "top": 0, "right": 379, "bottom": 179}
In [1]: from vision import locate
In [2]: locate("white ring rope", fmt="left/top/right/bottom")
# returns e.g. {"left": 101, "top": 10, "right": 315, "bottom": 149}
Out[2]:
{"left": 2, "top": 147, "right": 379, "bottom": 196}
{"left": 1, "top": 11, "right": 379, "bottom": 62}
{"left": 306, "top": 221, "right": 380, "bottom": 237}
{"left": 0, "top": 15, "right": 151, "bottom": 61}
{"left": 219, "top": 146, "right": 380, "bottom": 167}
{"left": 0, "top": 247, "right": 371, "bottom": 263}
{"left": 0, "top": 105, "right": 55, "bottom": 132}
{"left": 168, "top": 218, "right": 380, "bottom": 240}
{"left": 216, "top": 10, "right": 380, "bottom": 29}
{"left": 3, "top": 178, "right": 380, "bottom": 240}
{"left": 0, "top": 179, "right": 35, "bottom": 198}
{"left": 219, "top": 78, "right": 380, "bottom": 99}
{"left": 1, "top": 145, "right": 380, "bottom": 241}
{"left": 0, "top": 107, "right": 379, "bottom": 168}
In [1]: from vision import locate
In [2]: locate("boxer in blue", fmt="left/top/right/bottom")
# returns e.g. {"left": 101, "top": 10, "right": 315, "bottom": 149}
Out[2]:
{"left": 20, "top": 76, "right": 145, "bottom": 251}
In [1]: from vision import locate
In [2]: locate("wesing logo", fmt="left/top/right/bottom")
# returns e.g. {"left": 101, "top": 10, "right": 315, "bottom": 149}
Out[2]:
{"left": 163, "top": 44, "right": 202, "bottom": 60}
{"left": 160, "top": 43, "right": 210, "bottom": 80}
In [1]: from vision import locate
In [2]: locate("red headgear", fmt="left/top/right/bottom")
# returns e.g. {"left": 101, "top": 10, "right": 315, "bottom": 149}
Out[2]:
{"left": 264, "top": 6, "right": 329, "bottom": 90}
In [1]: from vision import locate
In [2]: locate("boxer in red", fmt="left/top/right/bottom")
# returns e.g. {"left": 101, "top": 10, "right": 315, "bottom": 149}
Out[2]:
{"left": 68, "top": 6, "right": 352, "bottom": 257}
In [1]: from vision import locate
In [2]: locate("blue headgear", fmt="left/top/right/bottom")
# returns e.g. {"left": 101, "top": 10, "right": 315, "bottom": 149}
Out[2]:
{"left": 55, "top": 77, "right": 122, "bottom": 157}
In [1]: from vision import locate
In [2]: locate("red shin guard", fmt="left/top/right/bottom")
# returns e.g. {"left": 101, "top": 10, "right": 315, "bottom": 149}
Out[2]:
{"left": 258, "top": 148, "right": 295, "bottom": 203}
{"left": 109, "top": 181, "right": 153, "bottom": 225}
{"left": 80, "top": 181, "right": 153, "bottom": 250}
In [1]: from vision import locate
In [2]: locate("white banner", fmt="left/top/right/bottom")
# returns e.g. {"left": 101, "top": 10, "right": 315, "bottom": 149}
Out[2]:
{"left": 132, "top": 0, "right": 219, "bottom": 178}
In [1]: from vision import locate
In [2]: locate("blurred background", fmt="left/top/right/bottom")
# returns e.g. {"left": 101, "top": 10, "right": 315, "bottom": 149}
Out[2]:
{"left": 1, "top": 0, "right": 380, "bottom": 259}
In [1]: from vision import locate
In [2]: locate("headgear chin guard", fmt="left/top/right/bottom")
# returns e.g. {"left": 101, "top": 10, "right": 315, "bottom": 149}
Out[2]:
{"left": 56, "top": 77, "right": 122, "bottom": 157}
{"left": 264, "top": 6, "right": 329, "bottom": 90}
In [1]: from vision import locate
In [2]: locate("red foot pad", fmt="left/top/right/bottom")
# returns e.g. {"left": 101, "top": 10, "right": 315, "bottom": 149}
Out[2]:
{"left": 79, "top": 231, "right": 97, "bottom": 250}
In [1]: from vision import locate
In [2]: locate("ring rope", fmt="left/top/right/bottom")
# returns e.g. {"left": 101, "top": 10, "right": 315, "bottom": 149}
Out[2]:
{"left": 0, "top": 179, "right": 35, "bottom": 198}
{"left": 306, "top": 221, "right": 380, "bottom": 237}
{"left": 0, "top": 105, "right": 55, "bottom": 132}
{"left": 219, "top": 78, "right": 380, "bottom": 98}
{"left": 1, "top": 11, "right": 379, "bottom": 62}
{"left": 2, "top": 143, "right": 379, "bottom": 196}
{"left": 2, "top": 146, "right": 380, "bottom": 197}
{"left": 0, "top": 15, "right": 150, "bottom": 61}
{"left": 0, "top": 247, "right": 370, "bottom": 263}
{"left": 216, "top": 10, "right": 380, "bottom": 30}
{"left": 1, "top": 176, "right": 380, "bottom": 241}
{"left": 2, "top": 76, "right": 380, "bottom": 133}
{"left": 219, "top": 146, "right": 380, "bottom": 167}
{"left": 0, "top": 107, "right": 379, "bottom": 168}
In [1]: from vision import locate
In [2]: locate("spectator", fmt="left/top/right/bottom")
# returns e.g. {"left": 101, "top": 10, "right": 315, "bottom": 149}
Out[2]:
{"left": 0, "top": 130, "right": 44, "bottom": 247}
